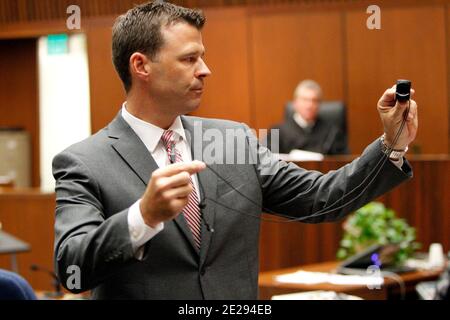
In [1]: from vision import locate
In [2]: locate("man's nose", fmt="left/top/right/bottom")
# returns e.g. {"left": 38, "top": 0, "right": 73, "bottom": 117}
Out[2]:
{"left": 196, "top": 58, "right": 211, "bottom": 78}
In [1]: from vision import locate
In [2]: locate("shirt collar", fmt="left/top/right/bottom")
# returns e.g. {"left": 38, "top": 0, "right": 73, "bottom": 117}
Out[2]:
{"left": 293, "top": 112, "right": 315, "bottom": 129}
{"left": 121, "top": 103, "right": 187, "bottom": 153}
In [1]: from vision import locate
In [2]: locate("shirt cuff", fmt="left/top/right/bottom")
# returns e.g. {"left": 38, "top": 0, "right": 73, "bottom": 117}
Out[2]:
{"left": 128, "top": 199, "right": 164, "bottom": 260}
{"left": 389, "top": 157, "right": 404, "bottom": 170}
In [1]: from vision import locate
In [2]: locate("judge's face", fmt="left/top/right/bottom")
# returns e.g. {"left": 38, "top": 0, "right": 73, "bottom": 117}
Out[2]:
{"left": 293, "top": 88, "right": 321, "bottom": 123}
{"left": 147, "top": 22, "right": 211, "bottom": 116}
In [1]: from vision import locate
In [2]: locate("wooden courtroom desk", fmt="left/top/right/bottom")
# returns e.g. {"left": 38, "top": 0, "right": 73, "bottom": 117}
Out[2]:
{"left": 0, "top": 155, "right": 448, "bottom": 292}
{"left": 0, "top": 188, "right": 55, "bottom": 291}
{"left": 258, "top": 261, "right": 444, "bottom": 300}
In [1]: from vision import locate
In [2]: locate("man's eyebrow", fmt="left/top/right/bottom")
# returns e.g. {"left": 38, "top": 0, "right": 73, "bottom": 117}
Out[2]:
{"left": 179, "top": 48, "right": 206, "bottom": 57}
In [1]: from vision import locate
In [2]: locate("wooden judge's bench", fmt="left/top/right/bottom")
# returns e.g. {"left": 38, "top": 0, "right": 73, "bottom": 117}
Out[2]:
{"left": 258, "top": 261, "right": 445, "bottom": 300}
{"left": 0, "top": 155, "right": 449, "bottom": 294}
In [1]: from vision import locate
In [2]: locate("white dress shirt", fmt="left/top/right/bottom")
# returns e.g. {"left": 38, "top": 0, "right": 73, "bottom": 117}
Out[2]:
{"left": 293, "top": 112, "right": 315, "bottom": 130}
{"left": 122, "top": 104, "right": 201, "bottom": 259}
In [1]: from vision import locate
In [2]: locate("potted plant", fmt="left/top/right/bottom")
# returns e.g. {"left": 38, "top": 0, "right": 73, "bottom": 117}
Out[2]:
{"left": 337, "top": 202, "right": 421, "bottom": 265}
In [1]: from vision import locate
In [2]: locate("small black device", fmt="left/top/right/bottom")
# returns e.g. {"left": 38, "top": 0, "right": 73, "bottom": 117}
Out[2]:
{"left": 396, "top": 79, "right": 411, "bottom": 103}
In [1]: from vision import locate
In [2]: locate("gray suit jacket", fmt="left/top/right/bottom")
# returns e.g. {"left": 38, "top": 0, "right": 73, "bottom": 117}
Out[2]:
{"left": 53, "top": 112, "right": 412, "bottom": 299}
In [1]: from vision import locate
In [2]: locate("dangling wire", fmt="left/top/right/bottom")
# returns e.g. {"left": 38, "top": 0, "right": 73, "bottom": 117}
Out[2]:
{"left": 199, "top": 101, "right": 410, "bottom": 224}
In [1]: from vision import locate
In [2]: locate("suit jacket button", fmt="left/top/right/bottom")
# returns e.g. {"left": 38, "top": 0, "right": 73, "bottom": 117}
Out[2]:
{"left": 200, "top": 268, "right": 206, "bottom": 276}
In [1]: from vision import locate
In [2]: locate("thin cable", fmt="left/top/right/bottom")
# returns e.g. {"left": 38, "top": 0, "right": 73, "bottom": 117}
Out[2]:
{"left": 205, "top": 119, "right": 404, "bottom": 222}
{"left": 200, "top": 101, "right": 410, "bottom": 224}
{"left": 380, "top": 271, "right": 406, "bottom": 300}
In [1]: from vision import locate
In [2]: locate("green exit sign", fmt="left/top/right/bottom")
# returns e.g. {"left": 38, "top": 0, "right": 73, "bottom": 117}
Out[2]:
{"left": 47, "top": 34, "right": 69, "bottom": 55}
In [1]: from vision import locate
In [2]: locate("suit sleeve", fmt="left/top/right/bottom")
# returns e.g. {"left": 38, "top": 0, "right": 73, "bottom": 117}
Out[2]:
{"left": 52, "top": 150, "right": 136, "bottom": 293}
{"left": 243, "top": 123, "right": 413, "bottom": 223}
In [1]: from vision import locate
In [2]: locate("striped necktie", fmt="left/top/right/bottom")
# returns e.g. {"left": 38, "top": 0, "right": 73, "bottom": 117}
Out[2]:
{"left": 160, "top": 130, "right": 202, "bottom": 249}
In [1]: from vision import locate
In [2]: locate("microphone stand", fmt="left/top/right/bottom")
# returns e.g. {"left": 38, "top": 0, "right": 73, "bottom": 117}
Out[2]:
{"left": 30, "top": 264, "right": 64, "bottom": 299}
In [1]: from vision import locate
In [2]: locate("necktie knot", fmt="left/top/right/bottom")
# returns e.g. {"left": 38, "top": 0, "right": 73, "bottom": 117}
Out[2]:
{"left": 161, "top": 130, "right": 176, "bottom": 150}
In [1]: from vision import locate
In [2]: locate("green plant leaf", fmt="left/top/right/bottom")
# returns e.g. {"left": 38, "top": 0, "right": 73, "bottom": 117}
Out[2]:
{"left": 337, "top": 202, "right": 421, "bottom": 265}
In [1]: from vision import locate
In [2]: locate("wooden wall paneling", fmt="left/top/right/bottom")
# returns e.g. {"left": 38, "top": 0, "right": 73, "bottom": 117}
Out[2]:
{"left": 191, "top": 7, "right": 253, "bottom": 125}
{"left": 317, "top": 221, "right": 343, "bottom": 262}
{"left": 2, "top": 3, "right": 449, "bottom": 156}
{"left": 259, "top": 216, "right": 317, "bottom": 271}
{"left": 86, "top": 22, "right": 126, "bottom": 133}
{"left": 382, "top": 158, "right": 450, "bottom": 252}
{"left": 317, "top": 160, "right": 345, "bottom": 262}
{"left": 447, "top": 4, "right": 450, "bottom": 152}
{"left": 259, "top": 160, "right": 345, "bottom": 272}
{"left": 249, "top": 10, "right": 345, "bottom": 131}
{"left": 345, "top": 5, "right": 449, "bottom": 154}
{"left": 302, "top": 224, "right": 321, "bottom": 263}
{"left": 282, "top": 220, "right": 309, "bottom": 268}
{"left": 259, "top": 215, "right": 284, "bottom": 271}
{"left": 3, "top": 1, "right": 450, "bottom": 26}
{"left": 0, "top": 39, "right": 39, "bottom": 187}
{"left": 0, "top": 0, "right": 147, "bottom": 24}
{"left": 0, "top": 191, "right": 56, "bottom": 291}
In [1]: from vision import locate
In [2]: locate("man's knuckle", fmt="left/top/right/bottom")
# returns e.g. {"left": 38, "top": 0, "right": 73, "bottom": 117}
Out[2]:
{"left": 154, "top": 179, "right": 165, "bottom": 190}
{"left": 152, "top": 170, "right": 162, "bottom": 179}
{"left": 182, "top": 172, "right": 190, "bottom": 180}
{"left": 160, "top": 192, "right": 170, "bottom": 202}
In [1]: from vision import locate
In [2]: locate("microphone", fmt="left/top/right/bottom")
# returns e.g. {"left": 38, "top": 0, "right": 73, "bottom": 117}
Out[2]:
{"left": 30, "top": 264, "right": 63, "bottom": 297}
{"left": 199, "top": 199, "right": 214, "bottom": 233}
{"left": 196, "top": 174, "right": 214, "bottom": 232}
{"left": 204, "top": 221, "right": 214, "bottom": 233}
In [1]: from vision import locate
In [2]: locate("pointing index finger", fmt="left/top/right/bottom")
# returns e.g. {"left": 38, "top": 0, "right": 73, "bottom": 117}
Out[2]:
{"left": 157, "top": 160, "right": 206, "bottom": 178}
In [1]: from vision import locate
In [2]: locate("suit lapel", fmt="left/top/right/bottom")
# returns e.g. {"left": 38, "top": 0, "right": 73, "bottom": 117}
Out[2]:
{"left": 107, "top": 112, "right": 158, "bottom": 186}
{"left": 107, "top": 112, "right": 201, "bottom": 255}
{"left": 182, "top": 116, "right": 218, "bottom": 266}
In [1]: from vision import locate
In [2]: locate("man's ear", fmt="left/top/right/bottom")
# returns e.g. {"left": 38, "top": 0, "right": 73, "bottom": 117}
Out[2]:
{"left": 129, "top": 52, "right": 151, "bottom": 81}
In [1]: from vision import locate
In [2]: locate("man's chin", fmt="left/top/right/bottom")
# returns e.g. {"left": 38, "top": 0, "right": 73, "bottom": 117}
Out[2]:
{"left": 182, "top": 101, "right": 201, "bottom": 115}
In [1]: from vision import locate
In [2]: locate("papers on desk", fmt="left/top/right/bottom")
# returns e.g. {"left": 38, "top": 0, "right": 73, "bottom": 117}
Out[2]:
{"left": 275, "top": 270, "right": 384, "bottom": 286}
{"left": 272, "top": 290, "right": 363, "bottom": 300}
{"left": 275, "top": 149, "right": 324, "bottom": 162}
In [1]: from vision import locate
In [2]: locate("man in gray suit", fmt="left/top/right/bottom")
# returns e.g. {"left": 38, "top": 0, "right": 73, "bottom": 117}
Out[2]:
{"left": 53, "top": 1, "right": 418, "bottom": 299}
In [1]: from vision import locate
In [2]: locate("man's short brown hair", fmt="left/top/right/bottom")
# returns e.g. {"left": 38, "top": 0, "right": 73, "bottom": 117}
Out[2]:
{"left": 112, "top": 1, "right": 206, "bottom": 92}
